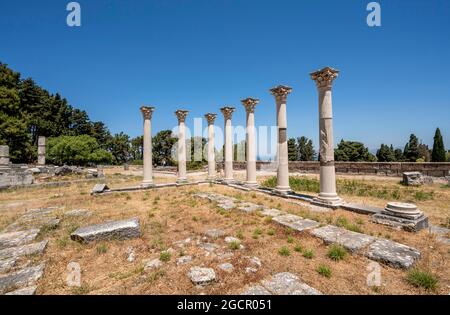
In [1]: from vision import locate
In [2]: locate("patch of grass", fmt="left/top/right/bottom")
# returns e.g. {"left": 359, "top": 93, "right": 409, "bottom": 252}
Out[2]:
{"left": 347, "top": 224, "right": 363, "bottom": 233}
{"left": 254, "top": 228, "right": 263, "bottom": 236}
{"left": 71, "top": 284, "right": 92, "bottom": 295}
{"left": 159, "top": 251, "right": 171, "bottom": 262}
{"left": 96, "top": 244, "right": 108, "bottom": 255}
{"left": 317, "top": 265, "right": 332, "bottom": 278}
{"left": 278, "top": 246, "right": 291, "bottom": 257}
{"left": 261, "top": 176, "right": 321, "bottom": 193}
{"left": 263, "top": 217, "right": 272, "bottom": 224}
{"left": 302, "top": 249, "right": 314, "bottom": 259}
{"left": 57, "top": 236, "right": 68, "bottom": 248}
{"left": 267, "top": 229, "right": 275, "bottom": 236}
{"left": 335, "top": 216, "right": 349, "bottom": 228}
{"left": 294, "top": 244, "right": 303, "bottom": 252}
{"left": 192, "top": 216, "right": 198, "bottom": 222}
{"left": 287, "top": 236, "right": 294, "bottom": 244}
{"left": 327, "top": 244, "right": 347, "bottom": 261}
{"left": 148, "top": 270, "right": 166, "bottom": 284}
{"left": 414, "top": 190, "right": 434, "bottom": 201}
{"left": 406, "top": 269, "right": 438, "bottom": 291}
{"left": 236, "top": 231, "right": 244, "bottom": 240}
{"left": 229, "top": 240, "right": 241, "bottom": 250}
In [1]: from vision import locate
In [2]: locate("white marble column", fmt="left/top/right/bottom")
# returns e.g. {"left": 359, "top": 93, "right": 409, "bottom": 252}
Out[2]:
{"left": 205, "top": 113, "right": 217, "bottom": 180}
{"left": 37, "top": 137, "right": 46, "bottom": 166}
{"left": 270, "top": 85, "right": 292, "bottom": 194}
{"left": 220, "top": 107, "right": 235, "bottom": 183}
{"left": 241, "top": 98, "right": 260, "bottom": 188}
{"left": 140, "top": 106, "right": 155, "bottom": 187}
{"left": 310, "top": 67, "right": 343, "bottom": 207}
{"left": 175, "top": 110, "right": 189, "bottom": 183}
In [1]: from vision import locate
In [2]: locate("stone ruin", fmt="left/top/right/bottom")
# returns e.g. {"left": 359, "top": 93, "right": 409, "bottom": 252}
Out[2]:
{"left": 0, "top": 146, "right": 34, "bottom": 189}
{"left": 371, "top": 202, "right": 429, "bottom": 232}
{"left": 402, "top": 171, "right": 433, "bottom": 186}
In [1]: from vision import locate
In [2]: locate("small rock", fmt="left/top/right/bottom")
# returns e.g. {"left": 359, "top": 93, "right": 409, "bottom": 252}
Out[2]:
{"left": 187, "top": 267, "right": 216, "bottom": 286}
{"left": 224, "top": 237, "right": 241, "bottom": 244}
{"left": 241, "top": 285, "right": 272, "bottom": 295}
{"left": 177, "top": 256, "right": 193, "bottom": 266}
{"left": 144, "top": 258, "right": 162, "bottom": 271}
{"left": 126, "top": 247, "right": 135, "bottom": 262}
{"left": 64, "top": 209, "right": 92, "bottom": 218}
{"left": 198, "top": 243, "right": 219, "bottom": 252}
{"left": 246, "top": 267, "right": 258, "bottom": 274}
{"left": 204, "top": 229, "right": 226, "bottom": 239}
{"left": 218, "top": 263, "right": 234, "bottom": 273}
{"left": 247, "top": 256, "right": 262, "bottom": 268}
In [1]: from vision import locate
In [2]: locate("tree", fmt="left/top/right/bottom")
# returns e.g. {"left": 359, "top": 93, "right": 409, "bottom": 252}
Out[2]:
{"left": 394, "top": 148, "right": 404, "bottom": 162}
{"left": 130, "top": 136, "right": 144, "bottom": 162}
{"left": 335, "top": 140, "right": 376, "bottom": 162}
{"left": 297, "top": 136, "right": 315, "bottom": 161}
{"left": 417, "top": 143, "right": 431, "bottom": 162}
{"left": 431, "top": 128, "right": 446, "bottom": 162}
{"left": 152, "top": 130, "right": 176, "bottom": 166}
{"left": 91, "top": 121, "right": 112, "bottom": 150}
{"left": 108, "top": 132, "right": 130, "bottom": 165}
{"left": 403, "top": 134, "right": 420, "bottom": 162}
{"left": 376, "top": 144, "right": 396, "bottom": 162}
{"left": 47, "top": 135, "right": 112, "bottom": 166}
{"left": 288, "top": 138, "right": 298, "bottom": 161}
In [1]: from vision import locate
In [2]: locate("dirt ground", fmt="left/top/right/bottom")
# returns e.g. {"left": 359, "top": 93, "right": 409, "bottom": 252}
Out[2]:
{"left": 0, "top": 168, "right": 448, "bottom": 295}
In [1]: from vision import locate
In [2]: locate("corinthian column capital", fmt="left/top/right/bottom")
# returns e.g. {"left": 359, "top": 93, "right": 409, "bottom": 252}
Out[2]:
{"left": 310, "top": 67, "right": 339, "bottom": 89}
{"left": 175, "top": 110, "right": 189, "bottom": 123}
{"left": 140, "top": 106, "right": 155, "bottom": 120}
{"left": 204, "top": 113, "right": 217, "bottom": 125}
{"left": 241, "top": 97, "right": 260, "bottom": 113}
{"left": 220, "top": 106, "right": 235, "bottom": 120}
{"left": 270, "top": 85, "right": 292, "bottom": 102}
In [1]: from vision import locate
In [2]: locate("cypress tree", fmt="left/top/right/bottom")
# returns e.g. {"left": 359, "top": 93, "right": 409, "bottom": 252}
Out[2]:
{"left": 431, "top": 128, "right": 446, "bottom": 162}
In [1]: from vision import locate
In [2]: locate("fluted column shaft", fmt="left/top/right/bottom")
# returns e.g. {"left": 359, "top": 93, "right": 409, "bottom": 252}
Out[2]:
{"left": 242, "top": 98, "right": 260, "bottom": 187}
{"left": 176, "top": 110, "right": 189, "bottom": 183}
{"left": 141, "top": 106, "right": 155, "bottom": 187}
{"left": 205, "top": 113, "right": 217, "bottom": 180}
{"left": 220, "top": 107, "right": 235, "bottom": 182}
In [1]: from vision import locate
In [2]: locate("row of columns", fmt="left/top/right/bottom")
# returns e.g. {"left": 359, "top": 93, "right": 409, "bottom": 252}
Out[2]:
{"left": 139, "top": 67, "right": 342, "bottom": 206}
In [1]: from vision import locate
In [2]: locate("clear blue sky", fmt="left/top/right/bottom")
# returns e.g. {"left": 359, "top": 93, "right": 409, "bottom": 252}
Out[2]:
{"left": 1, "top": 0, "right": 449, "bottom": 152}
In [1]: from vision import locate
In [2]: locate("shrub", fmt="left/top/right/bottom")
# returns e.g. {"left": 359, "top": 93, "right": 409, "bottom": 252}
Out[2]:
{"left": 160, "top": 251, "right": 171, "bottom": 262}
{"left": 294, "top": 244, "right": 303, "bottom": 252}
{"left": 278, "top": 246, "right": 291, "bottom": 257}
{"left": 317, "top": 265, "right": 332, "bottom": 278}
{"left": 327, "top": 244, "right": 347, "bottom": 261}
{"left": 406, "top": 269, "right": 438, "bottom": 291}
{"left": 229, "top": 241, "right": 241, "bottom": 250}
{"left": 96, "top": 244, "right": 108, "bottom": 254}
{"left": 302, "top": 249, "right": 314, "bottom": 259}
{"left": 287, "top": 236, "right": 294, "bottom": 244}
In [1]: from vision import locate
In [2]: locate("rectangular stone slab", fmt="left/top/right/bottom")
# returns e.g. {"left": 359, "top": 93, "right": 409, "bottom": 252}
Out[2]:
{"left": 260, "top": 272, "right": 322, "bottom": 295}
{"left": 71, "top": 218, "right": 141, "bottom": 243}
{"left": 241, "top": 285, "right": 272, "bottom": 295}
{"left": 0, "top": 241, "right": 48, "bottom": 260}
{"left": 0, "top": 257, "right": 17, "bottom": 273}
{"left": 5, "top": 285, "right": 37, "bottom": 295}
{"left": 272, "top": 214, "right": 320, "bottom": 232}
{"left": 0, "top": 229, "right": 40, "bottom": 250}
{"left": 310, "top": 225, "right": 376, "bottom": 253}
{"left": 0, "top": 263, "right": 45, "bottom": 294}
{"left": 365, "top": 239, "right": 421, "bottom": 269}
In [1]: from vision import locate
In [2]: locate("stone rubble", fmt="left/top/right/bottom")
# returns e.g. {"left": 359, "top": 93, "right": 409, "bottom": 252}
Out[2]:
{"left": 143, "top": 258, "right": 163, "bottom": 271}
{"left": 187, "top": 267, "right": 216, "bottom": 286}
{"left": 176, "top": 256, "right": 193, "bottom": 266}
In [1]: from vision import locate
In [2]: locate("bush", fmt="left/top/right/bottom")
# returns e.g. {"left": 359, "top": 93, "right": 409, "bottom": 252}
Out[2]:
{"left": 278, "top": 246, "right": 291, "bottom": 256}
{"left": 47, "top": 135, "right": 112, "bottom": 166}
{"left": 317, "top": 265, "right": 332, "bottom": 278}
{"left": 302, "top": 249, "right": 314, "bottom": 259}
{"left": 327, "top": 244, "right": 347, "bottom": 261}
{"left": 160, "top": 251, "right": 171, "bottom": 262}
{"left": 406, "top": 269, "right": 438, "bottom": 291}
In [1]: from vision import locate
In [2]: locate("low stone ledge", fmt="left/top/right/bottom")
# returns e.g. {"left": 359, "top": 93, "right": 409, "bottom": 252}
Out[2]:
{"left": 71, "top": 218, "right": 141, "bottom": 243}
{"left": 365, "top": 239, "right": 421, "bottom": 269}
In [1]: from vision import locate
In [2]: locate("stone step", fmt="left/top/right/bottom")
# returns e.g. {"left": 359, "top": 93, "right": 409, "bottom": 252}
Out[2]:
{"left": 365, "top": 239, "right": 421, "bottom": 269}
{"left": 241, "top": 272, "right": 321, "bottom": 295}
{"left": 272, "top": 214, "right": 320, "bottom": 232}
{"left": 0, "top": 229, "right": 40, "bottom": 250}
{"left": 71, "top": 218, "right": 141, "bottom": 243}
{"left": 0, "top": 241, "right": 48, "bottom": 261}
{"left": 0, "top": 264, "right": 45, "bottom": 295}
{"left": 310, "top": 225, "right": 376, "bottom": 253}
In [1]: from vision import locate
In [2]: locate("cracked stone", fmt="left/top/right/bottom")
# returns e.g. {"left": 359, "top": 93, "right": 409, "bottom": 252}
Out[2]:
{"left": 187, "top": 267, "right": 216, "bottom": 286}
{"left": 0, "top": 264, "right": 45, "bottom": 295}
{"left": 365, "top": 239, "right": 421, "bottom": 269}
{"left": 198, "top": 243, "right": 219, "bottom": 252}
{"left": 0, "top": 229, "right": 40, "bottom": 250}
{"left": 261, "top": 272, "right": 322, "bottom": 295}
{"left": 237, "top": 202, "right": 262, "bottom": 213}
{"left": 0, "top": 240, "right": 47, "bottom": 260}
{"left": 0, "top": 257, "right": 17, "bottom": 273}
{"left": 5, "top": 285, "right": 37, "bottom": 295}
{"left": 273, "top": 214, "right": 320, "bottom": 232}
{"left": 259, "top": 208, "right": 285, "bottom": 217}
{"left": 176, "top": 256, "right": 193, "bottom": 266}
{"left": 241, "top": 285, "right": 272, "bottom": 295}
{"left": 71, "top": 218, "right": 141, "bottom": 243}
{"left": 311, "top": 225, "right": 376, "bottom": 253}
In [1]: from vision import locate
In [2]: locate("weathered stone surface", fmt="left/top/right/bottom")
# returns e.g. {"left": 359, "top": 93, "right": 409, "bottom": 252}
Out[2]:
{"left": 5, "top": 285, "right": 37, "bottom": 295}
{"left": 176, "top": 256, "right": 192, "bottom": 266}
{"left": 204, "top": 229, "right": 225, "bottom": 239}
{"left": 260, "top": 208, "right": 285, "bottom": 217}
{"left": 3, "top": 208, "right": 60, "bottom": 233}
{"left": 402, "top": 172, "right": 433, "bottom": 186}
{"left": 365, "top": 239, "right": 421, "bottom": 269}
{"left": 260, "top": 272, "right": 322, "bottom": 295}
{"left": 237, "top": 202, "right": 261, "bottom": 213}
{"left": 0, "top": 229, "right": 40, "bottom": 250}
{"left": 340, "top": 203, "right": 383, "bottom": 215}
{"left": 71, "top": 218, "right": 141, "bottom": 243}
{"left": 429, "top": 225, "right": 450, "bottom": 245}
{"left": 0, "top": 241, "right": 47, "bottom": 260}
{"left": 144, "top": 258, "right": 162, "bottom": 271}
{"left": 187, "top": 267, "right": 216, "bottom": 286}
{"left": 224, "top": 236, "right": 240, "bottom": 244}
{"left": 371, "top": 202, "right": 429, "bottom": 232}
{"left": 311, "top": 225, "right": 375, "bottom": 253}
{"left": 173, "top": 237, "right": 192, "bottom": 248}
{"left": 241, "top": 285, "right": 272, "bottom": 295}
{"left": 0, "top": 257, "right": 17, "bottom": 273}
{"left": 246, "top": 267, "right": 258, "bottom": 274}
{"left": 64, "top": 209, "right": 93, "bottom": 218}
{"left": 91, "top": 183, "right": 109, "bottom": 194}
{"left": 218, "top": 263, "right": 234, "bottom": 273}
{"left": 272, "top": 214, "right": 320, "bottom": 232}
{"left": 198, "top": 243, "right": 219, "bottom": 252}
{"left": 0, "top": 264, "right": 45, "bottom": 294}
{"left": 246, "top": 256, "right": 262, "bottom": 268}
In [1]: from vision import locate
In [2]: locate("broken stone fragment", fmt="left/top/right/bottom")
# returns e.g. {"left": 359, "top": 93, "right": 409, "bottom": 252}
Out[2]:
{"left": 0, "top": 264, "right": 45, "bottom": 295}
{"left": 187, "top": 267, "right": 216, "bottom": 286}
{"left": 204, "top": 229, "right": 225, "bottom": 239}
{"left": 365, "top": 239, "right": 421, "bottom": 269}
{"left": 5, "top": 285, "right": 37, "bottom": 295}
{"left": 176, "top": 256, "right": 193, "bottom": 266}
{"left": 143, "top": 258, "right": 162, "bottom": 271}
{"left": 260, "top": 272, "right": 322, "bottom": 295}
{"left": 70, "top": 218, "right": 141, "bottom": 243}
{"left": 218, "top": 263, "right": 234, "bottom": 273}
{"left": 0, "top": 240, "right": 48, "bottom": 260}
{"left": 0, "top": 229, "right": 40, "bottom": 250}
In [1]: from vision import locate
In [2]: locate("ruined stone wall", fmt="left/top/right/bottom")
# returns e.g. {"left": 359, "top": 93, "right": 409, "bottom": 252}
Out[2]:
{"left": 220, "top": 162, "right": 450, "bottom": 177}
{"left": 0, "top": 166, "right": 34, "bottom": 189}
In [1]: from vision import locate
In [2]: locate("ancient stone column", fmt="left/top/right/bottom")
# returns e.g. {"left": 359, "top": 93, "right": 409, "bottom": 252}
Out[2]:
{"left": 205, "top": 113, "right": 217, "bottom": 180}
{"left": 37, "top": 136, "right": 46, "bottom": 166}
{"left": 310, "top": 67, "right": 343, "bottom": 207}
{"left": 241, "top": 98, "right": 260, "bottom": 188}
{"left": 140, "top": 106, "right": 155, "bottom": 187}
{"left": 0, "top": 145, "right": 9, "bottom": 166}
{"left": 270, "top": 85, "right": 292, "bottom": 194}
{"left": 220, "top": 107, "right": 235, "bottom": 183}
{"left": 175, "top": 110, "right": 189, "bottom": 183}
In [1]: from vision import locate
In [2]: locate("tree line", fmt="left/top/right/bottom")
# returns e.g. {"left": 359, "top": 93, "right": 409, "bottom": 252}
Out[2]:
{"left": 1, "top": 62, "right": 448, "bottom": 166}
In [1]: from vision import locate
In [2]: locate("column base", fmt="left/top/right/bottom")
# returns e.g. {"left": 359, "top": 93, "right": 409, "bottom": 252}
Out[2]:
{"left": 141, "top": 181, "right": 155, "bottom": 188}
{"left": 177, "top": 178, "right": 189, "bottom": 185}
{"left": 244, "top": 181, "right": 259, "bottom": 189}
{"left": 274, "top": 186, "right": 292, "bottom": 195}
{"left": 223, "top": 178, "right": 235, "bottom": 184}
{"left": 312, "top": 195, "right": 344, "bottom": 209}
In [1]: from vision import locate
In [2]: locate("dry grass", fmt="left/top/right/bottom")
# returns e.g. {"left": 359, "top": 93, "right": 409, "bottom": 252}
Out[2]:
{"left": 0, "top": 171, "right": 448, "bottom": 295}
